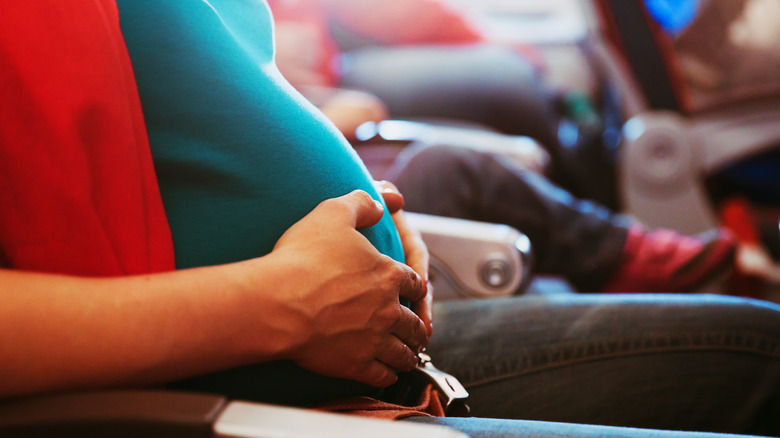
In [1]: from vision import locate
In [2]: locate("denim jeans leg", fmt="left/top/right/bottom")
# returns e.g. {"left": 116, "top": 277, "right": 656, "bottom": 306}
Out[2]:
{"left": 405, "top": 416, "right": 772, "bottom": 438}
{"left": 424, "top": 294, "right": 780, "bottom": 436}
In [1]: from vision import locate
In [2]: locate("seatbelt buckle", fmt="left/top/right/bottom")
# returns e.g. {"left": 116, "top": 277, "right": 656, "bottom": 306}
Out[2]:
{"left": 415, "top": 352, "right": 470, "bottom": 417}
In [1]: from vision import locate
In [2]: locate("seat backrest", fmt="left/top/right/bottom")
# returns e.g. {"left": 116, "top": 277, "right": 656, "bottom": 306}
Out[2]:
{"left": 595, "top": 0, "right": 685, "bottom": 112}
{"left": 596, "top": 0, "right": 780, "bottom": 114}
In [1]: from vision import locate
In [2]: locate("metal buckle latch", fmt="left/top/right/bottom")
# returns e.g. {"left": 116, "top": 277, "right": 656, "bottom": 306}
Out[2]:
{"left": 415, "top": 352, "right": 470, "bottom": 417}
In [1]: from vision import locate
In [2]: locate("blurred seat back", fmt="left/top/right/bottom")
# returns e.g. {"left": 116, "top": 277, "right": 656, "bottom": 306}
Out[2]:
{"left": 593, "top": 0, "right": 780, "bottom": 234}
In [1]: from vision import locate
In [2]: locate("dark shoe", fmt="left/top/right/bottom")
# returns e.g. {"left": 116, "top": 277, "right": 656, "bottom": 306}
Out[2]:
{"left": 601, "top": 225, "right": 737, "bottom": 293}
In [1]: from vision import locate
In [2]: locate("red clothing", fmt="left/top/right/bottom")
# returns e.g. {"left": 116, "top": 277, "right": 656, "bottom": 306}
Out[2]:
{"left": 269, "top": 0, "right": 344, "bottom": 86}
{"left": 268, "top": 0, "right": 485, "bottom": 87}
{"left": 318, "top": 0, "right": 485, "bottom": 45}
{"left": 0, "top": 1, "right": 174, "bottom": 276}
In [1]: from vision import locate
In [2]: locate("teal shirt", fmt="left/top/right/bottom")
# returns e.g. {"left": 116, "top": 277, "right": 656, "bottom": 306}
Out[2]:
{"left": 117, "top": 0, "right": 403, "bottom": 269}
{"left": 117, "top": 0, "right": 403, "bottom": 405}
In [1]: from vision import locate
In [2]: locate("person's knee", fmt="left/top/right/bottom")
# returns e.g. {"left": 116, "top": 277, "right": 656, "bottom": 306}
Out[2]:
{"left": 623, "top": 294, "right": 780, "bottom": 336}
{"left": 391, "top": 144, "right": 478, "bottom": 184}
{"left": 712, "top": 295, "right": 780, "bottom": 332}
{"left": 388, "top": 143, "right": 489, "bottom": 216}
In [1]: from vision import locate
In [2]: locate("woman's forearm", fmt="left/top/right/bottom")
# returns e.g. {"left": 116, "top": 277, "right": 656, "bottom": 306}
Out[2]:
{"left": 0, "top": 260, "right": 282, "bottom": 398}
{"left": 0, "top": 191, "right": 429, "bottom": 399}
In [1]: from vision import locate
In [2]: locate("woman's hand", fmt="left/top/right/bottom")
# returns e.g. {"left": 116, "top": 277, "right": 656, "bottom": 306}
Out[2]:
{"left": 375, "top": 181, "right": 434, "bottom": 337}
{"left": 262, "top": 190, "right": 428, "bottom": 387}
{"left": 0, "top": 191, "right": 429, "bottom": 398}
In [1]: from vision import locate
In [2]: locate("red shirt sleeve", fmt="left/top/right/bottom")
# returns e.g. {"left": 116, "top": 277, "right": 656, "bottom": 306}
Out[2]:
{"left": 0, "top": 0, "right": 174, "bottom": 276}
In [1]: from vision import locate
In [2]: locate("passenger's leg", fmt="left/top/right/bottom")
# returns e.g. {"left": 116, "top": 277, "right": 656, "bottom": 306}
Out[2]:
{"left": 388, "top": 144, "right": 736, "bottom": 293}
{"left": 339, "top": 45, "right": 560, "bottom": 153}
{"left": 339, "top": 44, "right": 599, "bottom": 199}
{"left": 422, "top": 294, "right": 780, "bottom": 436}
{"left": 387, "top": 143, "right": 629, "bottom": 292}
{"left": 339, "top": 43, "right": 617, "bottom": 205}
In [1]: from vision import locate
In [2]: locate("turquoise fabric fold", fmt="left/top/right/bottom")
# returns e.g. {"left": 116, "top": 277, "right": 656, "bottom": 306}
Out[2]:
{"left": 117, "top": 0, "right": 404, "bottom": 406}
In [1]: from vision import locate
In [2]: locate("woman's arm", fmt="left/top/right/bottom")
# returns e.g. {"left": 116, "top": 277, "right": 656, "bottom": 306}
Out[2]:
{"left": 0, "top": 260, "right": 258, "bottom": 397}
{"left": 0, "top": 191, "right": 428, "bottom": 399}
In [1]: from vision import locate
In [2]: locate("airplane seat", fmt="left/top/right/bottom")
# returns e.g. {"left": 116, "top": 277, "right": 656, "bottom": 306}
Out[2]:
{"left": 353, "top": 119, "right": 551, "bottom": 179}
{"left": 350, "top": 122, "right": 539, "bottom": 300}
{"left": 592, "top": 0, "right": 780, "bottom": 236}
{"left": 0, "top": 390, "right": 469, "bottom": 438}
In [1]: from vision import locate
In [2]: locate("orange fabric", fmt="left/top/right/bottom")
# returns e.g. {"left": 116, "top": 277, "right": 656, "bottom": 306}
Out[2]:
{"left": 316, "top": 384, "right": 446, "bottom": 420}
{"left": 0, "top": 0, "right": 175, "bottom": 276}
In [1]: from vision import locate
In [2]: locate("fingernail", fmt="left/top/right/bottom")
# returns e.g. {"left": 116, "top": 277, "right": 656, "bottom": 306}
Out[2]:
{"left": 373, "top": 200, "right": 384, "bottom": 210}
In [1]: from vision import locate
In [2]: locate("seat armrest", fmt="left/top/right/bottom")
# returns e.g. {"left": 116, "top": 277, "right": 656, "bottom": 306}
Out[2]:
{"left": 214, "top": 400, "right": 468, "bottom": 438}
{"left": 0, "top": 390, "right": 226, "bottom": 438}
{"left": 356, "top": 120, "right": 550, "bottom": 174}
{"left": 0, "top": 390, "right": 469, "bottom": 438}
{"left": 407, "top": 213, "right": 533, "bottom": 300}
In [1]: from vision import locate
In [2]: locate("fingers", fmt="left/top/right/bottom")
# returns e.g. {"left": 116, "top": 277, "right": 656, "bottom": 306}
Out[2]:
{"left": 372, "top": 307, "right": 427, "bottom": 385}
{"left": 393, "top": 262, "right": 429, "bottom": 342}
{"left": 320, "top": 190, "right": 385, "bottom": 229}
{"left": 381, "top": 194, "right": 432, "bottom": 337}
{"left": 359, "top": 334, "right": 423, "bottom": 388}
{"left": 392, "top": 304, "right": 428, "bottom": 352}
{"left": 394, "top": 263, "right": 427, "bottom": 304}
{"left": 398, "top": 216, "right": 429, "bottom": 281}
{"left": 360, "top": 361, "right": 399, "bottom": 388}
{"left": 381, "top": 192, "right": 404, "bottom": 213}
{"left": 412, "top": 283, "right": 434, "bottom": 338}
{"left": 347, "top": 308, "right": 425, "bottom": 387}
{"left": 375, "top": 340, "right": 417, "bottom": 375}
{"left": 383, "top": 197, "right": 428, "bottom": 281}
{"left": 375, "top": 180, "right": 404, "bottom": 213}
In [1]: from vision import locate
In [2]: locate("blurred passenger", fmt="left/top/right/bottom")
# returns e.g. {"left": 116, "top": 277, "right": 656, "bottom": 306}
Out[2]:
{"left": 270, "top": 2, "right": 737, "bottom": 294}
{"left": 651, "top": 0, "right": 780, "bottom": 103}
{"left": 267, "top": 0, "right": 614, "bottom": 202}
